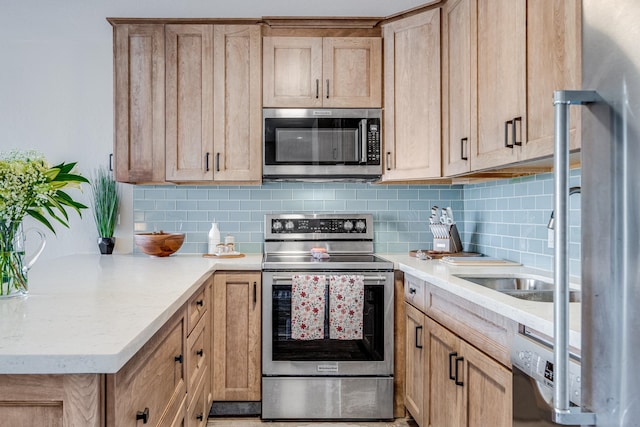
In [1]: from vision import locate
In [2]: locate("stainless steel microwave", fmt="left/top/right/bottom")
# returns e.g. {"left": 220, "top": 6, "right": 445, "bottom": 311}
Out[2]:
{"left": 262, "top": 108, "right": 382, "bottom": 181}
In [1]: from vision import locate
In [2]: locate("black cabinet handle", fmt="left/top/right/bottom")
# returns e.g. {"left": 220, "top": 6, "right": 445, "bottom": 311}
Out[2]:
{"left": 504, "top": 120, "right": 514, "bottom": 148}
{"left": 196, "top": 299, "right": 204, "bottom": 307}
{"left": 415, "top": 325, "right": 423, "bottom": 349}
{"left": 513, "top": 116, "right": 522, "bottom": 146}
{"left": 455, "top": 356, "right": 464, "bottom": 386}
{"left": 326, "top": 79, "right": 330, "bottom": 99}
{"left": 196, "top": 348, "right": 204, "bottom": 357}
{"left": 460, "top": 138, "right": 468, "bottom": 161}
{"left": 448, "top": 351, "right": 457, "bottom": 380}
{"left": 136, "top": 407, "right": 149, "bottom": 424}
{"left": 216, "top": 152, "right": 220, "bottom": 172}
{"left": 109, "top": 153, "right": 114, "bottom": 172}
{"left": 196, "top": 413, "right": 204, "bottom": 421}
{"left": 205, "top": 152, "right": 210, "bottom": 171}
{"left": 174, "top": 354, "right": 183, "bottom": 364}
{"left": 253, "top": 281, "right": 257, "bottom": 305}
{"left": 315, "top": 79, "right": 319, "bottom": 99}
{"left": 409, "top": 287, "right": 417, "bottom": 295}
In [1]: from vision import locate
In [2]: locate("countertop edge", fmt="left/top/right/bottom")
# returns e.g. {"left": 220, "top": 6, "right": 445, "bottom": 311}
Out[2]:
{"left": 0, "top": 254, "right": 263, "bottom": 375}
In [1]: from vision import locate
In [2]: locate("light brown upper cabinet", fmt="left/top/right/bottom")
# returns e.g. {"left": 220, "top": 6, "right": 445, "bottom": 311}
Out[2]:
{"left": 522, "top": 0, "right": 581, "bottom": 160}
{"left": 111, "top": 21, "right": 261, "bottom": 184}
{"left": 166, "top": 24, "right": 262, "bottom": 182}
{"left": 382, "top": 9, "right": 442, "bottom": 181}
{"left": 442, "top": 0, "right": 581, "bottom": 175}
{"left": 263, "top": 36, "right": 382, "bottom": 108}
{"left": 442, "top": 0, "right": 474, "bottom": 176}
{"left": 165, "top": 25, "right": 215, "bottom": 181}
{"left": 472, "top": 0, "right": 526, "bottom": 171}
{"left": 113, "top": 24, "right": 166, "bottom": 183}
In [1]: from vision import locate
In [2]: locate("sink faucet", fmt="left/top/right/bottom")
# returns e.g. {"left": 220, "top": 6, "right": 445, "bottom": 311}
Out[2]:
{"left": 547, "top": 186, "right": 581, "bottom": 229}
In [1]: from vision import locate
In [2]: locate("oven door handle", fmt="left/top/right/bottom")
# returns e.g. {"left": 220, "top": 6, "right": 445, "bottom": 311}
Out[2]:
{"left": 270, "top": 275, "right": 388, "bottom": 283}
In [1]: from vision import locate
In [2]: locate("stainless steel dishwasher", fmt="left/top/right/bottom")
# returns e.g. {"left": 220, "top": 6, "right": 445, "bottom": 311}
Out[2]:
{"left": 511, "top": 329, "right": 583, "bottom": 426}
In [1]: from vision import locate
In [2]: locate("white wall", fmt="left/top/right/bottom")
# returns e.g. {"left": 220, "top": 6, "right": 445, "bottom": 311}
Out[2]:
{"left": 0, "top": 0, "right": 427, "bottom": 260}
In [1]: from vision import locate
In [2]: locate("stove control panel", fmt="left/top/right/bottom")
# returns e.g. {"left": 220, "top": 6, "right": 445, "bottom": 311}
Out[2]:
{"left": 270, "top": 217, "right": 368, "bottom": 234}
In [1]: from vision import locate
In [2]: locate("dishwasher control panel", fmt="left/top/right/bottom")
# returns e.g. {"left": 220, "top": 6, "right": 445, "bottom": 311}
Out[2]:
{"left": 511, "top": 333, "right": 583, "bottom": 407}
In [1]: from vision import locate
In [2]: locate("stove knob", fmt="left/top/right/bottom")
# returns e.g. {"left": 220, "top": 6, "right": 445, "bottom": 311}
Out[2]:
{"left": 355, "top": 220, "right": 366, "bottom": 231}
{"left": 343, "top": 220, "right": 354, "bottom": 231}
{"left": 285, "top": 220, "right": 295, "bottom": 231}
{"left": 272, "top": 220, "right": 283, "bottom": 231}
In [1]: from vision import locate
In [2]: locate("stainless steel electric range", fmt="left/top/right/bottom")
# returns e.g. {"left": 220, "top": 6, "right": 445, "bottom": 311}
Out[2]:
{"left": 261, "top": 213, "right": 394, "bottom": 421}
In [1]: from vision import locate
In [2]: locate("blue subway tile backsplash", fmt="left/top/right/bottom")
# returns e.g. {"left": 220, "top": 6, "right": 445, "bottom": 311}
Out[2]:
{"left": 133, "top": 169, "right": 581, "bottom": 275}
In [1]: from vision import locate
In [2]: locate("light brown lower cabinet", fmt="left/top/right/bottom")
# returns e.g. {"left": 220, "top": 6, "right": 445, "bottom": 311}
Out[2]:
{"left": 212, "top": 271, "right": 261, "bottom": 402}
{"left": 0, "top": 374, "right": 103, "bottom": 427}
{"left": 405, "top": 303, "right": 512, "bottom": 427}
{"left": 0, "top": 277, "right": 213, "bottom": 427}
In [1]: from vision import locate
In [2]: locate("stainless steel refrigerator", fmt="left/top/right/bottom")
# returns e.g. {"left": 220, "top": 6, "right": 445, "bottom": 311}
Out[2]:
{"left": 552, "top": 1, "right": 640, "bottom": 425}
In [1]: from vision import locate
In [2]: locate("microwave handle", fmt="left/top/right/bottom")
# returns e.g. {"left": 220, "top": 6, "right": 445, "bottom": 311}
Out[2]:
{"left": 359, "top": 119, "right": 367, "bottom": 164}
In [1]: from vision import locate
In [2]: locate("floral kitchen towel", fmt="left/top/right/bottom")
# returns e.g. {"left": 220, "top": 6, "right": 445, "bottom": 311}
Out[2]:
{"left": 329, "top": 275, "right": 365, "bottom": 340}
{"left": 291, "top": 274, "right": 326, "bottom": 340}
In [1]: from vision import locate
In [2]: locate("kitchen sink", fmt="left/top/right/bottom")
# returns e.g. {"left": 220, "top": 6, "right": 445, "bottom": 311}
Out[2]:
{"left": 454, "top": 275, "right": 581, "bottom": 303}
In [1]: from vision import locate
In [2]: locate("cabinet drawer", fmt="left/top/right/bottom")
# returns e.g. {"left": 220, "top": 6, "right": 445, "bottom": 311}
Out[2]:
{"left": 187, "top": 312, "right": 209, "bottom": 400}
{"left": 106, "top": 310, "right": 186, "bottom": 427}
{"left": 187, "top": 367, "right": 210, "bottom": 427}
{"left": 404, "top": 274, "right": 427, "bottom": 313}
{"left": 426, "top": 285, "right": 516, "bottom": 367}
{"left": 187, "top": 285, "right": 208, "bottom": 334}
{"left": 159, "top": 394, "right": 187, "bottom": 427}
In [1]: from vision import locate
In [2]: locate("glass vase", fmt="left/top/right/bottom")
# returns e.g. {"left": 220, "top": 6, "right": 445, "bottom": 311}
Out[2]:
{"left": 0, "top": 222, "right": 46, "bottom": 298}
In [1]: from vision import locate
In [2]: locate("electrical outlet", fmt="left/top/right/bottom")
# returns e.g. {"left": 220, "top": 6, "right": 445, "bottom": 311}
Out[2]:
{"left": 547, "top": 228, "right": 554, "bottom": 248}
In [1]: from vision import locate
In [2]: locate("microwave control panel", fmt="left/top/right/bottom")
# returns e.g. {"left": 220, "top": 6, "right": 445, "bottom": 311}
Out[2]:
{"left": 367, "top": 124, "right": 380, "bottom": 164}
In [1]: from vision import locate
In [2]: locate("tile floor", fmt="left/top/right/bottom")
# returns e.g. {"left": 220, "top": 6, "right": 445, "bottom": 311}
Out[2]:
{"left": 207, "top": 417, "right": 418, "bottom": 427}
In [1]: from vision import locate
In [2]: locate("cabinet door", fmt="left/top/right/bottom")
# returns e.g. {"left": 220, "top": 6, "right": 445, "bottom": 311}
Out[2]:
{"left": 113, "top": 24, "right": 165, "bottom": 183}
{"left": 404, "top": 303, "right": 426, "bottom": 426}
{"left": 323, "top": 37, "right": 382, "bottom": 108}
{"left": 460, "top": 340, "right": 512, "bottom": 427}
{"left": 212, "top": 25, "right": 262, "bottom": 182}
{"left": 262, "top": 37, "right": 323, "bottom": 108}
{"left": 424, "top": 316, "right": 462, "bottom": 427}
{"left": 106, "top": 311, "right": 186, "bottom": 427}
{"left": 382, "top": 9, "right": 441, "bottom": 181}
{"left": 473, "top": 0, "right": 526, "bottom": 170}
{"left": 212, "top": 272, "right": 261, "bottom": 401}
{"left": 522, "top": 0, "right": 582, "bottom": 160}
{"left": 442, "top": 0, "right": 474, "bottom": 176}
{"left": 0, "top": 374, "right": 102, "bottom": 427}
{"left": 165, "top": 25, "right": 214, "bottom": 181}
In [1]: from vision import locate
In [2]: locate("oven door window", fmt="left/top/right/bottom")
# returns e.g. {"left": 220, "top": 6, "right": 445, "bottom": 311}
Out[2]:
{"left": 271, "top": 284, "right": 384, "bottom": 361}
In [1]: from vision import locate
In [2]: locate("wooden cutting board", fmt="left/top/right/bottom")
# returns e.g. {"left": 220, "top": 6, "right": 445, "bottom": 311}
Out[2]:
{"left": 409, "top": 250, "right": 481, "bottom": 259}
{"left": 202, "top": 252, "right": 245, "bottom": 259}
{"left": 439, "top": 256, "right": 521, "bottom": 266}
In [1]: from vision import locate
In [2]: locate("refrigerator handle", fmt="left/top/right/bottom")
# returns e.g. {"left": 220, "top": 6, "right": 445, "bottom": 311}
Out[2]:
{"left": 552, "top": 90, "right": 600, "bottom": 426}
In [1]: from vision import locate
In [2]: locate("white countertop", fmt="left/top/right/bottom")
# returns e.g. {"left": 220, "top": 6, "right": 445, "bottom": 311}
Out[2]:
{"left": 379, "top": 254, "right": 582, "bottom": 350}
{"left": 0, "top": 254, "right": 262, "bottom": 375}
{"left": 1, "top": 252, "right": 580, "bottom": 375}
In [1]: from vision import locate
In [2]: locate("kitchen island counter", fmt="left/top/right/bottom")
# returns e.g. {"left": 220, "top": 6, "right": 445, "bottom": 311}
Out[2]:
{"left": 0, "top": 254, "right": 262, "bottom": 374}
{"left": 380, "top": 254, "right": 582, "bottom": 350}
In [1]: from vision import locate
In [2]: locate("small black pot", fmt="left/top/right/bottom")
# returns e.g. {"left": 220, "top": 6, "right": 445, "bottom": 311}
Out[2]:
{"left": 98, "top": 237, "right": 116, "bottom": 255}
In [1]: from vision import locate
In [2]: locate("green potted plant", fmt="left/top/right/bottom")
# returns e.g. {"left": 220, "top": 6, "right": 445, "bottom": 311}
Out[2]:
{"left": 90, "top": 167, "right": 120, "bottom": 254}
{"left": 0, "top": 149, "right": 88, "bottom": 297}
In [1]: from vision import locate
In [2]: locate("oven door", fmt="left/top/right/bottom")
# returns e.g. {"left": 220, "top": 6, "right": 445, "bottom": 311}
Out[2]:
{"left": 262, "top": 271, "right": 394, "bottom": 376}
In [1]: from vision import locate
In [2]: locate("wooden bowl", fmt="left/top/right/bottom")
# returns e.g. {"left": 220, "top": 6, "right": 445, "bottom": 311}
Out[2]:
{"left": 134, "top": 232, "right": 185, "bottom": 257}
